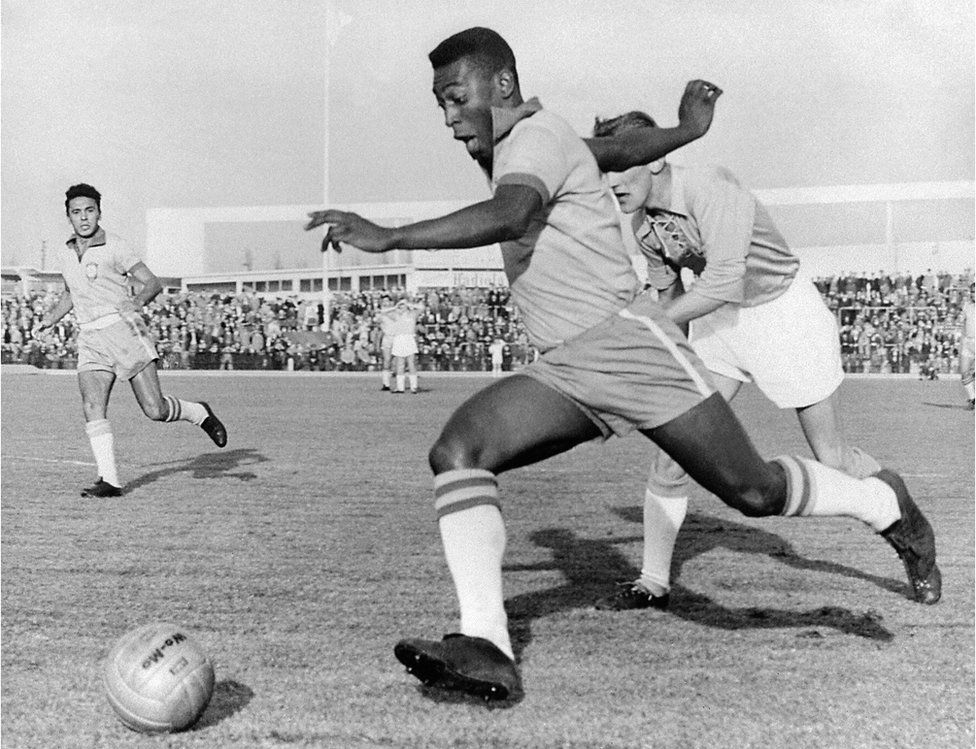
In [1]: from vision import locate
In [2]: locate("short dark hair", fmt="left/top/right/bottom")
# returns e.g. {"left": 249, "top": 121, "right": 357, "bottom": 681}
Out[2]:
{"left": 65, "top": 183, "right": 101, "bottom": 213}
{"left": 592, "top": 110, "right": 658, "bottom": 138}
{"left": 429, "top": 27, "right": 519, "bottom": 88}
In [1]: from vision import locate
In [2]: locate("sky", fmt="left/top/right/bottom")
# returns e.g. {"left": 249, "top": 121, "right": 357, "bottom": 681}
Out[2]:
{"left": 2, "top": 0, "right": 973, "bottom": 273}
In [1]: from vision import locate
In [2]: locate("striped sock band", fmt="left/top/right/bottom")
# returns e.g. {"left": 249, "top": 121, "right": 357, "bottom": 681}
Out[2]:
{"left": 85, "top": 419, "right": 112, "bottom": 439}
{"left": 774, "top": 455, "right": 813, "bottom": 517}
{"left": 434, "top": 468, "right": 500, "bottom": 519}
{"left": 164, "top": 395, "right": 182, "bottom": 423}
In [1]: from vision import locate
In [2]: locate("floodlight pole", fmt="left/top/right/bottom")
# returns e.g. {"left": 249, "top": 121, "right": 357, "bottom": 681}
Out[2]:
{"left": 322, "top": 2, "right": 352, "bottom": 330}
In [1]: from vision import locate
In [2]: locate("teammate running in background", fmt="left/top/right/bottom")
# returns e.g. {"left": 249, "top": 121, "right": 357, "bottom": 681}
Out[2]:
{"left": 305, "top": 28, "right": 939, "bottom": 702}
{"left": 389, "top": 298, "right": 421, "bottom": 393}
{"left": 377, "top": 302, "right": 397, "bottom": 391}
{"left": 961, "top": 284, "right": 975, "bottom": 410}
{"left": 590, "top": 110, "right": 884, "bottom": 611}
{"left": 37, "top": 184, "right": 227, "bottom": 498}
{"left": 489, "top": 337, "right": 506, "bottom": 377}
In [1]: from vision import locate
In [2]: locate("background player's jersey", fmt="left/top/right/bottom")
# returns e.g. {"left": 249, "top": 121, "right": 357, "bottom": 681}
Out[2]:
{"left": 57, "top": 228, "right": 141, "bottom": 326}
{"left": 489, "top": 99, "right": 640, "bottom": 352}
{"left": 389, "top": 307, "right": 419, "bottom": 337}
{"left": 634, "top": 165, "right": 798, "bottom": 308}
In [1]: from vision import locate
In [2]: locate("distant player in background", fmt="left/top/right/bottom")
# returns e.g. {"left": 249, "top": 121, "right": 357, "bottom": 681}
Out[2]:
{"left": 591, "top": 111, "right": 884, "bottom": 610}
{"left": 961, "top": 285, "right": 975, "bottom": 409}
{"left": 377, "top": 303, "right": 397, "bottom": 391}
{"left": 37, "top": 184, "right": 227, "bottom": 498}
{"left": 489, "top": 337, "right": 506, "bottom": 377}
{"left": 390, "top": 298, "right": 421, "bottom": 393}
{"left": 305, "top": 28, "right": 938, "bottom": 703}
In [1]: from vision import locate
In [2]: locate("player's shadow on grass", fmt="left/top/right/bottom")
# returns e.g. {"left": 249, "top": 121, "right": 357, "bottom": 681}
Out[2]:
{"left": 125, "top": 448, "right": 269, "bottom": 492}
{"left": 922, "top": 400, "right": 973, "bottom": 410}
{"left": 193, "top": 680, "right": 254, "bottom": 730}
{"left": 504, "top": 515, "right": 897, "bottom": 659}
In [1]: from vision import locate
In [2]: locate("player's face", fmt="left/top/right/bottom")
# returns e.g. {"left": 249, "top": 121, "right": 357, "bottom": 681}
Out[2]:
{"left": 605, "top": 165, "right": 654, "bottom": 214}
{"left": 433, "top": 58, "right": 501, "bottom": 166}
{"left": 67, "top": 197, "right": 101, "bottom": 238}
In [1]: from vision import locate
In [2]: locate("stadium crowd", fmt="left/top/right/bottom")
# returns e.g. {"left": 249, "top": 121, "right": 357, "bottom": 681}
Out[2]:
{"left": 3, "top": 270, "right": 972, "bottom": 377}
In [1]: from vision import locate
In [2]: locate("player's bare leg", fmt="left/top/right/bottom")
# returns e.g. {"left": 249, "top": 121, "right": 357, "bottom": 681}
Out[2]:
{"left": 796, "top": 390, "right": 880, "bottom": 477}
{"left": 645, "top": 393, "right": 940, "bottom": 604}
{"left": 394, "top": 355, "right": 406, "bottom": 393}
{"left": 598, "top": 371, "right": 742, "bottom": 610}
{"left": 129, "top": 362, "right": 227, "bottom": 447}
{"left": 396, "top": 375, "right": 600, "bottom": 701}
{"left": 78, "top": 369, "right": 122, "bottom": 496}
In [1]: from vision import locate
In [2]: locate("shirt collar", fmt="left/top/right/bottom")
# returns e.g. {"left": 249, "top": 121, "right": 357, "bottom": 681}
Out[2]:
{"left": 491, "top": 97, "right": 543, "bottom": 144}
{"left": 66, "top": 227, "right": 107, "bottom": 249}
{"left": 645, "top": 165, "right": 688, "bottom": 217}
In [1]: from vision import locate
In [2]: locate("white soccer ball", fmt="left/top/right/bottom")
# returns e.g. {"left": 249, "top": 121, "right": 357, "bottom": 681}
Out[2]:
{"left": 103, "top": 622, "right": 215, "bottom": 733}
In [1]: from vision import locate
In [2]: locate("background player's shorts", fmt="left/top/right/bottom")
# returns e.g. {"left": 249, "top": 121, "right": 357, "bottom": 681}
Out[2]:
{"left": 391, "top": 334, "right": 418, "bottom": 358}
{"left": 77, "top": 315, "right": 158, "bottom": 381}
{"left": 689, "top": 276, "right": 843, "bottom": 408}
{"left": 522, "top": 294, "right": 714, "bottom": 439}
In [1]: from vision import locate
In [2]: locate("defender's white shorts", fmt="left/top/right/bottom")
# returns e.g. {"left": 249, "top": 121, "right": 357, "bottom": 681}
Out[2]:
{"left": 689, "top": 276, "right": 843, "bottom": 408}
{"left": 391, "top": 334, "right": 418, "bottom": 358}
{"left": 77, "top": 314, "right": 159, "bottom": 381}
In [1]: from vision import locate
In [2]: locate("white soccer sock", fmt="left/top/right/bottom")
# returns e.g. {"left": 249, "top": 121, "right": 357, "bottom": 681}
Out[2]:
{"left": 409, "top": 373, "right": 418, "bottom": 392}
{"left": 382, "top": 371, "right": 391, "bottom": 388}
{"left": 163, "top": 396, "right": 208, "bottom": 425}
{"left": 396, "top": 375, "right": 405, "bottom": 392}
{"left": 435, "top": 469, "right": 513, "bottom": 660}
{"left": 640, "top": 489, "right": 688, "bottom": 595}
{"left": 776, "top": 455, "right": 900, "bottom": 532}
{"left": 85, "top": 419, "right": 120, "bottom": 487}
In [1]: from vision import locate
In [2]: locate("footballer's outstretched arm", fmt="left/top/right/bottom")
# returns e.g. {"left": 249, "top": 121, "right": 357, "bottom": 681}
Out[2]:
{"left": 38, "top": 289, "right": 74, "bottom": 330}
{"left": 305, "top": 184, "right": 543, "bottom": 253}
{"left": 585, "top": 79, "right": 722, "bottom": 173}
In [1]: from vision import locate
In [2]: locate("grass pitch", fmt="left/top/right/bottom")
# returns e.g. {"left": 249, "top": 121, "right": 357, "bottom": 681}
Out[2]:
{"left": 1, "top": 371, "right": 973, "bottom": 748}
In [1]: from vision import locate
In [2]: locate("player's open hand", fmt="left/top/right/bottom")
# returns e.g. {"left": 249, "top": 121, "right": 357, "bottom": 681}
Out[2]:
{"left": 305, "top": 210, "right": 393, "bottom": 253}
{"left": 677, "top": 79, "right": 722, "bottom": 138}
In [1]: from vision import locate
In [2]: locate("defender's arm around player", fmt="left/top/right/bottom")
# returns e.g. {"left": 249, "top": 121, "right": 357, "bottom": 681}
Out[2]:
{"left": 40, "top": 184, "right": 228, "bottom": 498}
{"left": 305, "top": 28, "right": 939, "bottom": 703}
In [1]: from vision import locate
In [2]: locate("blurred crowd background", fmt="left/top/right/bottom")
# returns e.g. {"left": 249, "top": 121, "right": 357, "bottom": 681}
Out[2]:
{"left": 3, "top": 269, "right": 973, "bottom": 378}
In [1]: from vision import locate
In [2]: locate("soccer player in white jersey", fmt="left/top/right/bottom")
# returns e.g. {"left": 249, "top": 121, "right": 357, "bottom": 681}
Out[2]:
{"left": 37, "top": 184, "right": 227, "bottom": 498}
{"left": 389, "top": 298, "right": 422, "bottom": 393}
{"left": 305, "top": 28, "right": 939, "bottom": 702}
{"left": 961, "top": 285, "right": 975, "bottom": 410}
{"left": 590, "top": 111, "right": 887, "bottom": 611}
{"left": 377, "top": 303, "right": 397, "bottom": 391}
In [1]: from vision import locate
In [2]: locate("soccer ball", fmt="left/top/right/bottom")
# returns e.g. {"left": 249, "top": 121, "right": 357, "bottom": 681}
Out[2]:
{"left": 103, "top": 622, "right": 215, "bottom": 733}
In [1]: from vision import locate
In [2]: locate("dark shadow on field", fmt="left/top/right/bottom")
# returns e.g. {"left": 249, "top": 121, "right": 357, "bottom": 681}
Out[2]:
{"left": 504, "top": 516, "right": 896, "bottom": 659}
{"left": 921, "top": 400, "right": 974, "bottom": 410}
{"left": 125, "top": 448, "right": 269, "bottom": 492}
{"left": 192, "top": 680, "right": 254, "bottom": 729}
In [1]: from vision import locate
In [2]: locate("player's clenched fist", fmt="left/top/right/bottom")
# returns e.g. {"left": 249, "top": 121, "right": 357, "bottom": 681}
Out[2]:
{"left": 677, "top": 79, "right": 722, "bottom": 139}
{"left": 304, "top": 209, "right": 394, "bottom": 253}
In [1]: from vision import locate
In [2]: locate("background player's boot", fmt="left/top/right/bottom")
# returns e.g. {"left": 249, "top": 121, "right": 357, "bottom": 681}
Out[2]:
{"left": 595, "top": 580, "right": 670, "bottom": 611}
{"left": 81, "top": 478, "right": 123, "bottom": 498}
{"left": 199, "top": 402, "right": 227, "bottom": 447}
{"left": 875, "top": 469, "right": 941, "bottom": 604}
{"left": 394, "top": 634, "right": 523, "bottom": 701}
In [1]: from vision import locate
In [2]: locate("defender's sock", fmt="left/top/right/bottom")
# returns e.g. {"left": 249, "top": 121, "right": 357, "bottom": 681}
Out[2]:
{"left": 409, "top": 373, "right": 418, "bottom": 392}
{"left": 775, "top": 455, "right": 900, "bottom": 532}
{"left": 396, "top": 375, "right": 405, "bottom": 393}
{"left": 163, "top": 396, "right": 207, "bottom": 425}
{"left": 435, "top": 469, "right": 513, "bottom": 660}
{"left": 85, "top": 419, "right": 120, "bottom": 488}
{"left": 640, "top": 489, "right": 688, "bottom": 595}
{"left": 382, "top": 371, "right": 391, "bottom": 389}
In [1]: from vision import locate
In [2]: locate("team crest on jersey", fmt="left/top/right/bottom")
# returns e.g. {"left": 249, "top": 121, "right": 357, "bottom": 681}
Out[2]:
{"left": 638, "top": 213, "right": 706, "bottom": 275}
{"left": 85, "top": 262, "right": 99, "bottom": 281}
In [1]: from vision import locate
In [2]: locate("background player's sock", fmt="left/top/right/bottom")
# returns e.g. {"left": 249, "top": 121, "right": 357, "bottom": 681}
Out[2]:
{"left": 639, "top": 489, "right": 688, "bottom": 595}
{"left": 775, "top": 455, "right": 900, "bottom": 531}
{"left": 435, "top": 469, "right": 513, "bottom": 660}
{"left": 85, "top": 419, "right": 120, "bottom": 487}
{"left": 382, "top": 371, "right": 391, "bottom": 389}
{"left": 395, "top": 375, "right": 405, "bottom": 393}
{"left": 409, "top": 373, "right": 418, "bottom": 392}
{"left": 163, "top": 395, "right": 207, "bottom": 425}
